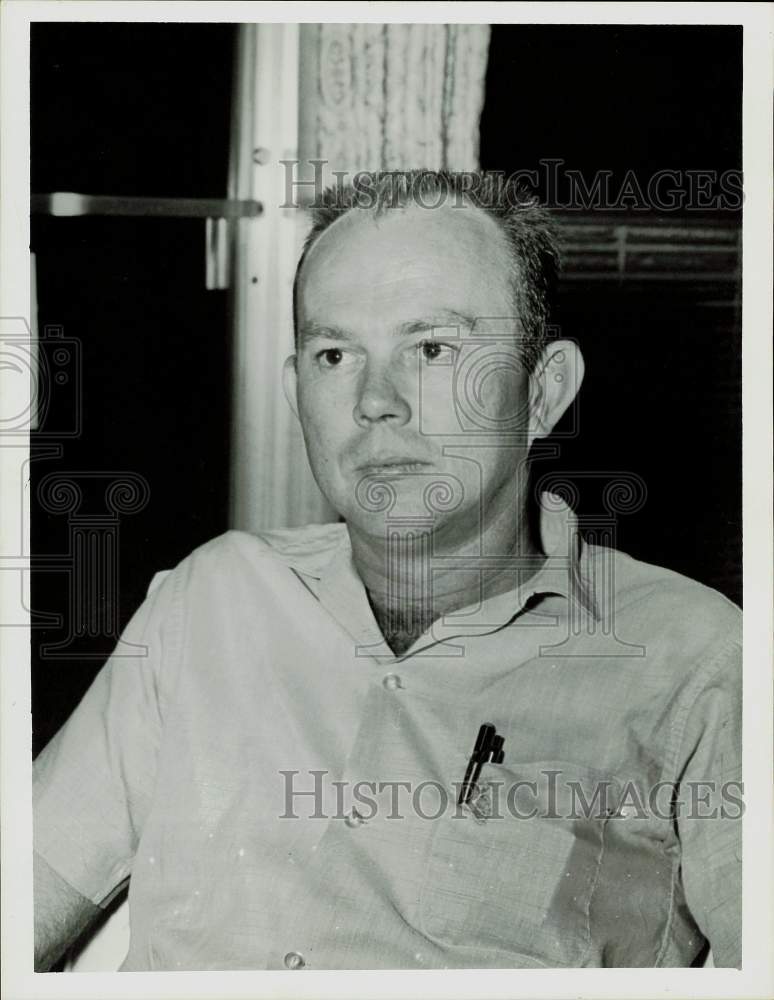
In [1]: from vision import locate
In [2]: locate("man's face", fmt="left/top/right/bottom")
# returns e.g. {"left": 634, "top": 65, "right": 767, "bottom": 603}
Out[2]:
{"left": 288, "top": 202, "right": 535, "bottom": 546}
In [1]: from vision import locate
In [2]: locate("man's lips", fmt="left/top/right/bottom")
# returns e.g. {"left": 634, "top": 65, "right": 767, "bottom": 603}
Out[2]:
{"left": 354, "top": 456, "right": 433, "bottom": 475}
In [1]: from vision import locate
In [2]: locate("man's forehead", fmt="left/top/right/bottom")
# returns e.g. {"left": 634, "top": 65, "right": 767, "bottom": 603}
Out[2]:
{"left": 305, "top": 199, "right": 507, "bottom": 263}
{"left": 297, "top": 201, "right": 514, "bottom": 316}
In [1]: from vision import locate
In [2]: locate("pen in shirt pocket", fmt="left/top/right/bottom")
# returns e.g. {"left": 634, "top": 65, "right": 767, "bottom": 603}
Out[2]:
{"left": 457, "top": 722, "right": 505, "bottom": 806}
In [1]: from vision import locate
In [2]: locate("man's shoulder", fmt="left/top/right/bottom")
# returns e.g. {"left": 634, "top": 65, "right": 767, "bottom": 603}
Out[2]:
{"left": 149, "top": 522, "right": 347, "bottom": 594}
{"left": 584, "top": 543, "right": 741, "bottom": 649}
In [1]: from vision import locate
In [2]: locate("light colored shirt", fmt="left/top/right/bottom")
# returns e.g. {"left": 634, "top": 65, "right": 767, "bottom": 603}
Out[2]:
{"left": 33, "top": 498, "right": 742, "bottom": 970}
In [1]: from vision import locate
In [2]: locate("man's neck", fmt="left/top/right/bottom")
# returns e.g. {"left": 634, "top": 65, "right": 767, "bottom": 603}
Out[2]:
{"left": 349, "top": 496, "right": 543, "bottom": 656}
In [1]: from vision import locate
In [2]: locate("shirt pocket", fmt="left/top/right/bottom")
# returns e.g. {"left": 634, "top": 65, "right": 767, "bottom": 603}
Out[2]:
{"left": 417, "top": 761, "right": 621, "bottom": 967}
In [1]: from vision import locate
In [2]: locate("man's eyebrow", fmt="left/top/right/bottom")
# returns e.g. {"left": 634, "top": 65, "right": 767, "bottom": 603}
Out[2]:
{"left": 297, "top": 311, "right": 477, "bottom": 345}
{"left": 297, "top": 322, "right": 351, "bottom": 344}
{"left": 401, "top": 311, "right": 477, "bottom": 335}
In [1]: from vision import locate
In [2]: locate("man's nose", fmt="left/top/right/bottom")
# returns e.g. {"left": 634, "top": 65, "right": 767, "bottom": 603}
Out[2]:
{"left": 353, "top": 361, "right": 412, "bottom": 427}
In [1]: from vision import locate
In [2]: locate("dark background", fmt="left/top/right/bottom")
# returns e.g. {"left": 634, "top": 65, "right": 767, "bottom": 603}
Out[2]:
{"left": 480, "top": 25, "right": 742, "bottom": 604}
{"left": 31, "top": 23, "right": 742, "bottom": 756}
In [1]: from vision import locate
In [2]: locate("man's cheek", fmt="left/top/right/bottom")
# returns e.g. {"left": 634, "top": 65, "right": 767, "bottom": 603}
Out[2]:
{"left": 417, "top": 382, "right": 463, "bottom": 436}
{"left": 303, "top": 384, "right": 350, "bottom": 421}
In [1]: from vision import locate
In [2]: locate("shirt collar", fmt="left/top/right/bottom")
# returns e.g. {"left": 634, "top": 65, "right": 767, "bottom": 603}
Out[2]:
{"left": 531, "top": 492, "right": 600, "bottom": 621}
{"left": 288, "top": 493, "right": 599, "bottom": 655}
{"left": 403, "top": 494, "right": 600, "bottom": 647}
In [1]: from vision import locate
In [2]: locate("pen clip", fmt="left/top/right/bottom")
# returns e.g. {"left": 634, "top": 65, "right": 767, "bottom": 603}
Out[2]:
{"left": 472, "top": 722, "right": 496, "bottom": 762}
{"left": 458, "top": 723, "right": 506, "bottom": 807}
{"left": 488, "top": 734, "right": 505, "bottom": 765}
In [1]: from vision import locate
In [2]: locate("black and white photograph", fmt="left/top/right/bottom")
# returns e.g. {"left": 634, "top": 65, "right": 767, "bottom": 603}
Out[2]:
{"left": 1, "top": 2, "right": 772, "bottom": 998}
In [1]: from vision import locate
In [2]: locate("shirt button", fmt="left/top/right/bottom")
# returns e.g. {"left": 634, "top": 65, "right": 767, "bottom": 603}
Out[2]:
{"left": 283, "top": 951, "right": 305, "bottom": 970}
{"left": 382, "top": 673, "right": 403, "bottom": 691}
{"left": 344, "top": 808, "right": 366, "bottom": 829}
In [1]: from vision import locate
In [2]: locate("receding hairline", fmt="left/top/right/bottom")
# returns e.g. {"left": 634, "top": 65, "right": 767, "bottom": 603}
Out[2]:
{"left": 296, "top": 197, "right": 518, "bottom": 309}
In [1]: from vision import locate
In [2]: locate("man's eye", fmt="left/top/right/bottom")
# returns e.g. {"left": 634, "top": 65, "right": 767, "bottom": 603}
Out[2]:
{"left": 316, "top": 347, "right": 346, "bottom": 368}
{"left": 419, "top": 340, "right": 456, "bottom": 363}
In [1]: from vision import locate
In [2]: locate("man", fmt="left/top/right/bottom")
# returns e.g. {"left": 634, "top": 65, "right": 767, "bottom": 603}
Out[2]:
{"left": 33, "top": 170, "right": 742, "bottom": 970}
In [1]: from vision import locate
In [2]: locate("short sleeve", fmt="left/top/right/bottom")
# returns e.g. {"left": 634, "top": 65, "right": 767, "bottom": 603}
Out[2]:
{"left": 33, "top": 566, "right": 183, "bottom": 907}
{"left": 675, "top": 636, "right": 742, "bottom": 968}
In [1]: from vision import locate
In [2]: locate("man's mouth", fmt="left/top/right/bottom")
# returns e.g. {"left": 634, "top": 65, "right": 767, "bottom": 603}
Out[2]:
{"left": 355, "top": 456, "right": 432, "bottom": 476}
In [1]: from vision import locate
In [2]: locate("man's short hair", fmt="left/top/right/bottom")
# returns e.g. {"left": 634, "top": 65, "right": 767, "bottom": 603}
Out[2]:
{"left": 292, "top": 169, "right": 561, "bottom": 369}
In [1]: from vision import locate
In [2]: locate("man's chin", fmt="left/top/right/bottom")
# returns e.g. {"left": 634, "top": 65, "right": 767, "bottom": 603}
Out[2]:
{"left": 343, "top": 469, "right": 467, "bottom": 524}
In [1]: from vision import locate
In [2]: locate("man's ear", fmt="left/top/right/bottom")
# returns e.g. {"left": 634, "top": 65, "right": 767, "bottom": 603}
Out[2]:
{"left": 528, "top": 340, "right": 584, "bottom": 448}
{"left": 282, "top": 354, "right": 299, "bottom": 419}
